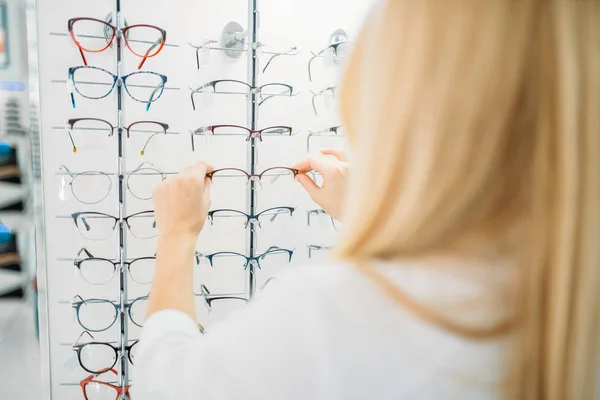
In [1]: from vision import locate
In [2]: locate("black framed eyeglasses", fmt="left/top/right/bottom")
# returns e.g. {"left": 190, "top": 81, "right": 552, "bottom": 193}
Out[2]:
{"left": 65, "top": 118, "right": 169, "bottom": 155}
{"left": 70, "top": 295, "right": 148, "bottom": 332}
{"left": 190, "top": 124, "right": 293, "bottom": 150}
{"left": 190, "top": 79, "right": 294, "bottom": 110}
{"left": 73, "top": 247, "right": 156, "bottom": 285}
{"left": 70, "top": 211, "right": 156, "bottom": 241}
{"left": 196, "top": 246, "right": 294, "bottom": 270}
{"left": 72, "top": 331, "right": 138, "bottom": 374}
{"left": 208, "top": 206, "right": 295, "bottom": 228}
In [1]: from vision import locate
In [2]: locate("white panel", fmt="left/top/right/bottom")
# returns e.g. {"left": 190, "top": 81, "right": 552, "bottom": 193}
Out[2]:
{"left": 32, "top": 0, "right": 377, "bottom": 398}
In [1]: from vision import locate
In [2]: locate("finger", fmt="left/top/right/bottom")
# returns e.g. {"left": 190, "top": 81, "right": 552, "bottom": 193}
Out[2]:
{"left": 320, "top": 148, "right": 348, "bottom": 162}
{"left": 295, "top": 173, "right": 322, "bottom": 202}
{"left": 196, "top": 161, "right": 214, "bottom": 174}
{"left": 291, "top": 156, "right": 330, "bottom": 175}
{"left": 181, "top": 162, "right": 211, "bottom": 188}
{"left": 202, "top": 179, "right": 211, "bottom": 206}
{"left": 290, "top": 158, "right": 313, "bottom": 173}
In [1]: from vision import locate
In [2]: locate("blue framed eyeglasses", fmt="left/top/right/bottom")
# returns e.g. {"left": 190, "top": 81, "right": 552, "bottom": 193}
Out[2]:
{"left": 68, "top": 66, "right": 167, "bottom": 111}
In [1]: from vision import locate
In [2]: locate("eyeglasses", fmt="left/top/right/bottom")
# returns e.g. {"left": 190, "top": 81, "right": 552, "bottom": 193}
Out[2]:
{"left": 72, "top": 331, "right": 138, "bottom": 374}
{"left": 206, "top": 167, "right": 299, "bottom": 186}
{"left": 66, "top": 118, "right": 169, "bottom": 155}
{"left": 59, "top": 163, "right": 164, "bottom": 204}
{"left": 71, "top": 211, "right": 156, "bottom": 241}
{"left": 196, "top": 246, "right": 294, "bottom": 270}
{"left": 311, "top": 86, "right": 338, "bottom": 115}
{"left": 71, "top": 295, "right": 148, "bottom": 332}
{"left": 190, "top": 40, "right": 298, "bottom": 72}
{"left": 190, "top": 124, "right": 293, "bottom": 150}
{"left": 80, "top": 368, "right": 134, "bottom": 400}
{"left": 208, "top": 206, "right": 295, "bottom": 228}
{"left": 308, "top": 41, "right": 352, "bottom": 82}
{"left": 190, "top": 79, "right": 294, "bottom": 110}
{"left": 74, "top": 247, "right": 156, "bottom": 285}
{"left": 307, "top": 209, "right": 339, "bottom": 231}
{"left": 68, "top": 17, "right": 166, "bottom": 69}
{"left": 68, "top": 66, "right": 167, "bottom": 111}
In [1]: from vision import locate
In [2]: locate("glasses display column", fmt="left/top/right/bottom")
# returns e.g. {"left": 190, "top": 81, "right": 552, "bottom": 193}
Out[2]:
{"left": 29, "top": 0, "right": 376, "bottom": 398}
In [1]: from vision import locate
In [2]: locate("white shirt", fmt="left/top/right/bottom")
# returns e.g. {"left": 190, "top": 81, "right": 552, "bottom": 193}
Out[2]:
{"left": 135, "top": 261, "right": 508, "bottom": 400}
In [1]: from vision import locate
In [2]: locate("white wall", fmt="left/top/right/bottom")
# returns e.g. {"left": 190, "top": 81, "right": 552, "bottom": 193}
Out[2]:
{"left": 33, "top": 0, "right": 376, "bottom": 398}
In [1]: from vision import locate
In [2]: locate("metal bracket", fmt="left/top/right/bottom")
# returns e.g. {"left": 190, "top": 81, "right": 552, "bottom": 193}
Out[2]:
{"left": 221, "top": 21, "right": 247, "bottom": 59}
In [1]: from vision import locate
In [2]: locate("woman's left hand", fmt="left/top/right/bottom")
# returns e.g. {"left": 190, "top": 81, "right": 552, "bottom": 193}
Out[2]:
{"left": 152, "top": 161, "right": 213, "bottom": 240}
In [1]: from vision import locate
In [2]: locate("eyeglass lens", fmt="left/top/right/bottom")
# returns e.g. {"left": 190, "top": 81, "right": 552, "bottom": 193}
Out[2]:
{"left": 127, "top": 168, "right": 163, "bottom": 200}
{"left": 72, "top": 67, "right": 115, "bottom": 100}
{"left": 76, "top": 300, "right": 117, "bottom": 332}
{"left": 70, "top": 172, "right": 112, "bottom": 205}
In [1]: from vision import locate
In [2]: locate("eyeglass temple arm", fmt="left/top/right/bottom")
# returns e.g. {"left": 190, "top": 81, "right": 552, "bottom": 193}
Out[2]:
{"left": 190, "top": 83, "right": 214, "bottom": 111}
{"left": 79, "top": 216, "right": 91, "bottom": 232}
{"left": 145, "top": 84, "right": 163, "bottom": 112}
{"left": 262, "top": 47, "right": 297, "bottom": 74}
{"left": 58, "top": 165, "right": 74, "bottom": 178}
{"left": 70, "top": 294, "right": 84, "bottom": 307}
{"left": 200, "top": 284, "right": 210, "bottom": 296}
{"left": 260, "top": 277, "right": 275, "bottom": 291}
{"left": 133, "top": 161, "right": 155, "bottom": 170}
{"left": 137, "top": 37, "right": 163, "bottom": 70}
{"left": 308, "top": 53, "right": 318, "bottom": 82}
{"left": 64, "top": 124, "right": 78, "bottom": 153}
{"left": 194, "top": 251, "right": 206, "bottom": 265}
{"left": 310, "top": 91, "right": 319, "bottom": 115}
{"left": 76, "top": 247, "right": 94, "bottom": 260}
{"left": 140, "top": 133, "right": 164, "bottom": 156}
{"left": 190, "top": 126, "right": 210, "bottom": 151}
{"left": 72, "top": 330, "right": 95, "bottom": 348}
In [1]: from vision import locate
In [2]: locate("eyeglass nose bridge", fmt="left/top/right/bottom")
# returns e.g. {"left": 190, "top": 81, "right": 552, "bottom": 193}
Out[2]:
{"left": 247, "top": 258, "right": 259, "bottom": 269}
{"left": 247, "top": 217, "right": 261, "bottom": 230}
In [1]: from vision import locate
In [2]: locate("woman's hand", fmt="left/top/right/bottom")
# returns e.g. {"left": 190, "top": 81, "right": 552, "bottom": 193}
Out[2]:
{"left": 292, "top": 149, "right": 348, "bottom": 221}
{"left": 152, "top": 161, "right": 213, "bottom": 240}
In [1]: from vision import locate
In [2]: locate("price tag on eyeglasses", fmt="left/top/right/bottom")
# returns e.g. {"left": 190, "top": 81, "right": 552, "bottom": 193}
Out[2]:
{"left": 201, "top": 91, "right": 213, "bottom": 107}
{"left": 59, "top": 176, "right": 68, "bottom": 202}
{"left": 324, "top": 91, "right": 333, "bottom": 109}
{"left": 203, "top": 133, "right": 213, "bottom": 150}
{"left": 200, "top": 48, "right": 210, "bottom": 66}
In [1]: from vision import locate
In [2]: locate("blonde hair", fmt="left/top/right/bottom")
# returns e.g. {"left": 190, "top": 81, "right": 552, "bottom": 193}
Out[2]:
{"left": 337, "top": 1, "right": 600, "bottom": 398}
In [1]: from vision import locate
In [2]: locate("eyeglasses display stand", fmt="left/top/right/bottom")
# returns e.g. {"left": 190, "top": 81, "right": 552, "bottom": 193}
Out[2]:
{"left": 27, "top": 0, "right": 377, "bottom": 398}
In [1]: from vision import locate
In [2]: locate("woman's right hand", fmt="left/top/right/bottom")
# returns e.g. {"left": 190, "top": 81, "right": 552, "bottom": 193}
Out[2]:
{"left": 292, "top": 149, "right": 348, "bottom": 221}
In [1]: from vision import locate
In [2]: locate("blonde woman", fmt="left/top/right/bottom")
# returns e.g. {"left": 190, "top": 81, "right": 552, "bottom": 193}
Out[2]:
{"left": 137, "top": 1, "right": 600, "bottom": 399}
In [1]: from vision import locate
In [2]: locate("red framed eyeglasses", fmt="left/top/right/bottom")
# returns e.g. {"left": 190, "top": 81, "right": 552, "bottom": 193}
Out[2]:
{"left": 80, "top": 368, "right": 132, "bottom": 400}
{"left": 68, "top": 17, "right": 167, "bottom": 69}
